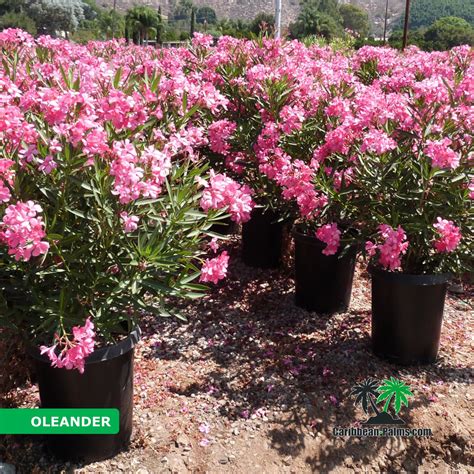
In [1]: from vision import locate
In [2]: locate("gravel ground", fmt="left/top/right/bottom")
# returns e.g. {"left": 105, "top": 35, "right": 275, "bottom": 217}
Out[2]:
{"left": 1, "top": 237, "right": 473, "bottom": 473}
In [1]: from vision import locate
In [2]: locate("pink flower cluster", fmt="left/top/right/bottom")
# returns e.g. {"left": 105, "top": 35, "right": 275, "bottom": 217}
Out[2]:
{"left": 208, "top": 120, "right": 236, "bottom": 155}
{"left": 0, "top": 201, "right": 49, "bottom": 261}
{"left": 199, "top": 251, "right": 229, "bottom": 284}
{"left": 366, "top": 225, "right": 409, "bottom": 271}
{"left": 200, "top": 171, "right": 254, "bottom": 223}
{"left": 40, "top": 318, "right": 95, "bottom": 373}
{"left": 120, "top": 212, "right": 139, "bottom": 233}
{"left": 424, "top": 139, "right": 460, "bottom": 169}
{"left": 433, "top": 217, "right": 462, "bottom": 253}
{"left": 110, "top": 141, "right": 172, "bottom": 204}
{"left": 316, "top": 223, "right": 341, "bottom": 256}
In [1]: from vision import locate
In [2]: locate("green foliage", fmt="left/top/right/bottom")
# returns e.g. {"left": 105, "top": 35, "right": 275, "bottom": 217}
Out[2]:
{"left": 173, "top": 0, "right": 193, "bottom": 21}
{"left": 25, "top": 0, "right": 86, "bottom": 36}
{"left": 97, "top": 8, "right": 124, "bottom": 39}
{"left": 249, "top": 12, "right": 274, "bottom": 36}
{"left": 196, "top": 6, "right": 217, "bottom": 25}
{"left": 0, "top": 11, "right": 37, "bottom": 34}
{"left": 390, "top": 16, "right": 474, "bottom": 50}
{"left": 339, "top": 3, "right": 369, "bottom": 38}
{"left": 214, "top": 18, "right": 252, "bottom": 39}
{"left": 399, "top": 0, "right": 474, "bottom": 30}
{"left": 125, "top": 5, "right": 161, "bottom": 45}
{"left": 289, "top": 0, "right": 342, "bottom": 40}
{"left": 424, "top": 16, "right": 474, "bottom": 50}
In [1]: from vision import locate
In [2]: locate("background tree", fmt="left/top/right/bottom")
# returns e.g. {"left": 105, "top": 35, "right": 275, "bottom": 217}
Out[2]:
{"left": 339, "top": 3, "right": 369, "bottom": 38}
{"left": 424, "top": 16, "right": 474, "bottom": 50}
{"left": 125, "top": 5, "right": 160, "bottom": 45}
{"left": 249, "top": 12, "right": 274, "bottom": 36}
{"left": 289, "top": 0, "right": 342, "bottom": 40}
{"left": 398, "top": 0, "right": 474, "bottom": 30}
{"left": 196, "top": 6, "right": 217, "bottom": 25}
{"left": 97, "top": 8, "right": 124, "bottom": 39}
{"left": 0, "top": 11, "right": 37, "bottom": 33}
{"left": 173, "top": 0, "right": 193, "bottom": 21}
{"left": 25, "top": 0, "right": 86, "bottom": 37}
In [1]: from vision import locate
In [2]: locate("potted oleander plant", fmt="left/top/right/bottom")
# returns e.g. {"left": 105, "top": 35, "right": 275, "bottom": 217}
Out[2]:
{"left": 196, "top": 36, "right": 301, "bottom": 268}
{"left": 350, "top": 47, "right": 473, "bottom": 365}
{"left": 0, "top": 31, "right": 235, "bottom": 462}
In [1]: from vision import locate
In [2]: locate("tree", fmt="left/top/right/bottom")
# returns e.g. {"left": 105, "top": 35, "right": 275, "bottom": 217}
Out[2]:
{"left": 249, "top": 12, "right": 274, "bottom": 36}
{"left": 397, "top": 0, "right": 474, "bottom": 30}
{"left": 97, "top": 8, "right": 124, "bottom": 39}
{"left": 376, "top": 378, "right": 413, "bottom": 415}
{"left": 424, "top": 16, "right": 474, "bottom": 50}
{"left": 25, "top": 0, "right": 86, "bottom": 37}
{"left": 196, "top": 6, "right": 217, "bottom": 25}
{"left": 0, "top": 0, "right": 25, "bottom": 16}
{"left": 289, "top": 0, "right": 342, "bottom": 39}
{"left": 290, "top": 12, "right": 342, "bottom": 40}
{"left": 173, "top": 0, "right": 193, "bottom": 21}
{"left": 0, "top": 11, "right": 37, "bottom": 34}
{"left": 125, "top": 5, "right": 160, "bottom": 45}
{"left": 339, "top": 3, "right": 369, "bottom": 38}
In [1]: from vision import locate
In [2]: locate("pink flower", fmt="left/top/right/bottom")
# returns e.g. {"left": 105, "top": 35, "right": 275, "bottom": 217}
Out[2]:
{"left": 208, "top": 120, "right": 236, "bottom": 155}
{"left": 38, "top": 155, "right": 57, "bottom": 174}
{"left": 40, "top": 318, "right": 95, "bottom": 374}
{"left": 199, "top": 423, "right": 210, "bottom": 434}
{"left": 0, "top": 201, "right": 49, "bottom": 261}
{"left": 120, "top": 212, "right": 139, "bottom": 233}
{"left": 361, "top": 129, "right": 397, "bottom": 155}
{"left": 424, "top": 138, "right": 460, "bottom": 169}
{"left": 200, "top": 251, "right": 229, "bottom": 284}
{"left": 433, "top": 217, "right": 461, "bottom": 253}
{"left": 316, "top": 223, "right": 341, "bottom": 256}
{"left": 376, "top": 224, "right": 409, "bottom": 271}
{"left": 199, "top": 438, "right": 210, "bottom": 447}
{"left": 200, "top": 171, "right": 254, "bottom": 224}
{"left": 209, "top": 237, "right": 220, "bottom": 252}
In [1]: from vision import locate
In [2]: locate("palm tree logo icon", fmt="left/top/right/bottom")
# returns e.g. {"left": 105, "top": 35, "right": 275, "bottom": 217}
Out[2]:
{"left": 350, "top": 377, "right": 413, "bottom": 425}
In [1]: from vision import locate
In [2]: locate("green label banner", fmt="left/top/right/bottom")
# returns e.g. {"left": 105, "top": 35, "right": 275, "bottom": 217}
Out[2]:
{"left": 0, "top": 408, "right": 119, "bottom": 434}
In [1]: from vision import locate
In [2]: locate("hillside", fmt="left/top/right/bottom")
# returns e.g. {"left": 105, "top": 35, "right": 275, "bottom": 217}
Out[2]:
{"left": 98, "top": 0, "right": 406, "bottom": 36}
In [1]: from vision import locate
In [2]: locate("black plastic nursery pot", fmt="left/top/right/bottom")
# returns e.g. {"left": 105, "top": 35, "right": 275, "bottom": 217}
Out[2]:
{"left": 370, "top": 269, "right": 449, "bottom": 365}
{"left": 241, "top": 208, "right": 287, "bottom": 269}
{"left": 210, "top": 216, "right": 237, "bottom": 235}
{"left": 293, "top": 229, "right": 357, "bottom": 313}
{"left": 30, "top": 326, "right": 141, "bottom": 463}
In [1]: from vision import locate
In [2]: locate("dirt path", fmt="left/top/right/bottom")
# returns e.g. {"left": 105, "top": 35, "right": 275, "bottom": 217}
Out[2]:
{"left": 1, "top": 239, "right": 473, "bottom": 473}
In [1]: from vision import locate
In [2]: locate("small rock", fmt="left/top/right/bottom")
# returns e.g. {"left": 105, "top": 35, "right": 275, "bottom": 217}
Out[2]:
{"left": 161, "top": 457, "right": 169, "bottom": 464}
{"left": 233, "top": 428, "right": 240, "bottom": 435}
{"left": 219, "top": 457, "right": 229, "bottom": 465}
{"left": 175, "top": 434, "right": 190, "bottom": 447}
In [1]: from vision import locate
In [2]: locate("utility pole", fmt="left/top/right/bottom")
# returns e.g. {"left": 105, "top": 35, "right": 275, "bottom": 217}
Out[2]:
{"left": 382, "top": 0, "right": 389, "bottom": 44}
{"left": 112, "top": 0, "right": 117, "bottom": 38}
{"left": 402, "top": 0, "right": 411, "bottom": 50}
{"left": 275, "top": 0, "right": 282, "bottom": 39}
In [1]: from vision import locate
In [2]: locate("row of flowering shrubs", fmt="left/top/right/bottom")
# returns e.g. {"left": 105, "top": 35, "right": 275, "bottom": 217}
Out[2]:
{"left": 0, "top": 29, "right": 472, "bottom": 371}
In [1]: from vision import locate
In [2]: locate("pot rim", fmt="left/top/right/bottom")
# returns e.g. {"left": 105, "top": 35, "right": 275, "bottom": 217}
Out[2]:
{"left": 29, "top": 326, "right": 142, "bottom": 366}
{"left": 369, "top": 266, "right": 451, "bottom": 285}
{"left": 293, "top": 227, "right": 359, "bottom": 252}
